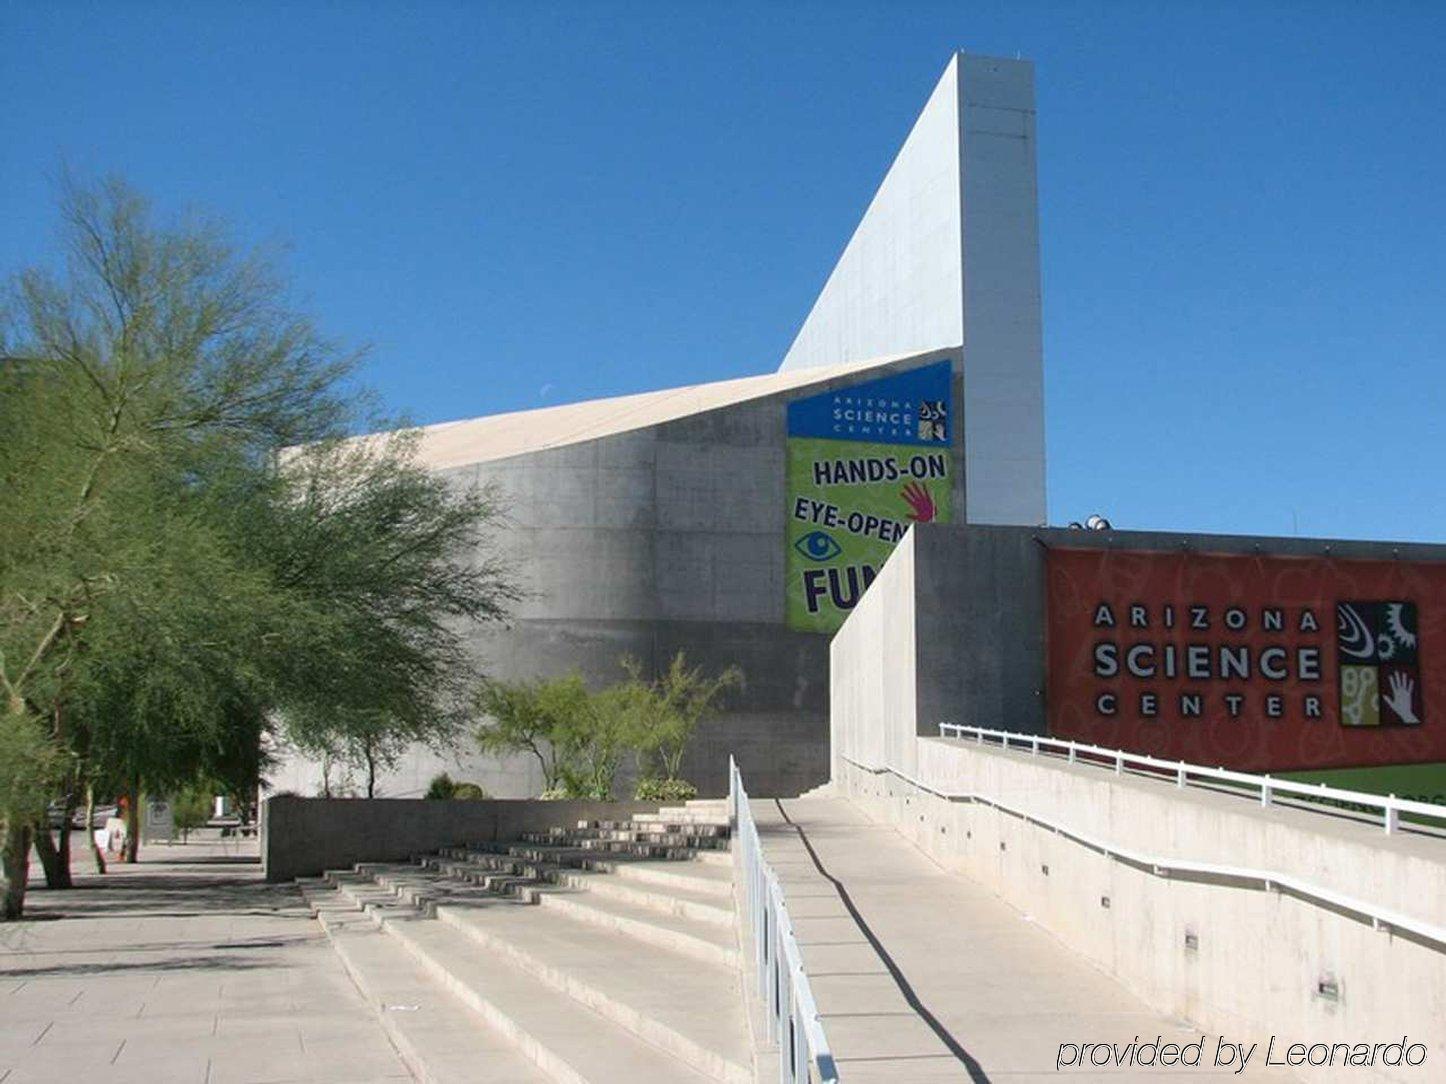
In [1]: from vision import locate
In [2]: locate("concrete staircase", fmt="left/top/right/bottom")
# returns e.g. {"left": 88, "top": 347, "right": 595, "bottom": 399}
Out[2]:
{"left": 299, "top": 800, "right": 753, "bottom": 1084}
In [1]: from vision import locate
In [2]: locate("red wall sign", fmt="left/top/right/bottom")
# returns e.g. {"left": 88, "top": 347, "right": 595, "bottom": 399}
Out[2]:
{"left": 1045, "top": 547, "right": 1446, "bottom": 772}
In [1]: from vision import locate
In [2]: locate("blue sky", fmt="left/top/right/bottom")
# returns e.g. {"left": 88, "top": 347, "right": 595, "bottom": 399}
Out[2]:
{"left": 4, "top": 2, "right": 1443, "bottom": 541}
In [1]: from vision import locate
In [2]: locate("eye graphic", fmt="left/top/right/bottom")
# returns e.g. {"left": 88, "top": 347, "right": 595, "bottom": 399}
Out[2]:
{"left": 794, "top": 530, "right": 842, "bottom": 562}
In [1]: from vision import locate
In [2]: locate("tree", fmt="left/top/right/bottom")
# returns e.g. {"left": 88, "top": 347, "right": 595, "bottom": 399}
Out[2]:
{"left": 475, "top": 673, "right": 644, "bottom": 799}
{"left": 171, "top": 786, "right": 212, "bottom": 843}
{"left": 630, "top": 652, "right": 742, "bottom": 784}
{"left": 1, "top": 175, "right": 516, "bottom": 917}
{"left": 563, "top": 680, "right": 646, "bottom": 800}
{"left": 253, "top": 433, "right": 517, "bottom": 797}
{"left": 0, "top": 712, "right": 59, "bottom": 916}
{"left": 1, "top": 175, "right": 357, "bottom": 908}
{"left": 475, "top": 675, "right": 583, "bottom": 794}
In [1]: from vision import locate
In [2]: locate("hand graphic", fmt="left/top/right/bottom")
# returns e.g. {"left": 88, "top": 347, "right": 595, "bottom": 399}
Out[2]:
{"left": 901, "top": 482, "right": 936, "bottom": 523}
{"left": 1384, "top": 672, "right": 1420, "bottom": 724}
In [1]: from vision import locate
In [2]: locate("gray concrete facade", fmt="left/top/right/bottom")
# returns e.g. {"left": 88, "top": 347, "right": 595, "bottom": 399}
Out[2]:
{"left": 454, "top": 349, "right": 965, "bottom": 798}
{"left": 269, "top": 349, "right": 965, "bottom": 800}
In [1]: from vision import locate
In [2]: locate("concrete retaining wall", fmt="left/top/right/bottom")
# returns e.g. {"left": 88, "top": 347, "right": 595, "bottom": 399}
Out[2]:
{"left": 830, "top": 527, "right": 1446, "bottom": 1079}
{"left": 829, "top": 530, "right": 919, "bottom": 781}
{"left": 261, "top": 796, "right": 663, "bottom": 882}
{"left": 833, "top": 740, "right": 1446, "bottom": 1080}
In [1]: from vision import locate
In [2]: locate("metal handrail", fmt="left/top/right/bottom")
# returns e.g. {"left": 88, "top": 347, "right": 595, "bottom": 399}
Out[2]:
{"left": 729, "top": 756, "right": 838, "bottom": 1083}
{"left": 841, "top": 751, "right": 1446, "bottom": 951}
{"left": 937, "top": 723, "right": 1446, "bottom": 835}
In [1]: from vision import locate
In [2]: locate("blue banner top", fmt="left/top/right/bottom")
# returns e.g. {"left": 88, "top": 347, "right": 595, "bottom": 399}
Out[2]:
{"left": 786, "top": 360, "right": 952, "bottom": 446}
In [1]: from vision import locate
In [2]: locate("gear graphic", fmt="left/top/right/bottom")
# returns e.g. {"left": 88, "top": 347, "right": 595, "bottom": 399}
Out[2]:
{"left": 1377, "top": 633, "right": 1396, "bottom": 660}
{"left": 1385, "top": 603, "right": 1418, "bottom": 649}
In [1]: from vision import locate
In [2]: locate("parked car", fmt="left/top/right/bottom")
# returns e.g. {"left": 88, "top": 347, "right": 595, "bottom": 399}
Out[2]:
{"left": 73, "top": 804, "right": 117, "bottom": 829}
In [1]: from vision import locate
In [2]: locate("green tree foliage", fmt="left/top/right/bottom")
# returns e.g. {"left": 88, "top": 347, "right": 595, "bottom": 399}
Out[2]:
{"left": 171, "top": 786, "right": 212, "bottom": 842}
{"left": 475, "top": 654, "right": 742, "bottom": 802}
{"left": 262, "top": 435, "right": 515, "bottom": 797}
{"left": 475, "top": 676, "right": 579, "bottom": 793}
{"left": 630, "top": 652, "right": 742, "bottom": 784}
{"left": 563, "top": 681, "right": 646, "bottom": 801}
{"left": 0, "top": 176, "right": 516, "bottom": 917}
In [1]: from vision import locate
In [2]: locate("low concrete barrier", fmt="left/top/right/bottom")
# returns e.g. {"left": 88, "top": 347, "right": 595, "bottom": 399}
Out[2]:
{"left": 261, "top": 796, "right": 662, "bottom": 882}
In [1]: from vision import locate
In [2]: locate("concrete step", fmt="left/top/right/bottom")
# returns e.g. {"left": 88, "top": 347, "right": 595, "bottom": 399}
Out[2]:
{"left": 687, "top": 848, "right": 733, "bottom": 868}
{"left": 298, "top": 884, "right": 550, "bottom": 1083}
{"left": 341, "top": 896, "right": 718, "bottom": 1082}
{"left": 548, "top": 866, "right": 735, "bottom": 928}
{"left": 430, "top": 851, "right": 734, "bottom": 928}
{"left": 579, "top": 819, "right": 730, "bottom": 836}
{"left": 445, "top": 842, "right": 733, "bottom": 896}
{"left": 311, "top": 876, "right": 730, "bottom": 1082}
{"left": 499, "top": 839, "right": 708, "bottom": 862}
{"left": 667, "top": 800, "right": 729, "bottom": 817}
{"left": 526, "top": 826, "right": 727, "bottom": 843}
{"left": 533, "top": 884, "right": 740, "bottom": 969}
{"left": 469, "top": 838, "right": 716, "bottom": 867}
{"left": 363, "top": 863, "right": 539, "bottom": 914}
{"left": 560, "top": 823, "right": 730, "bottom": 840}
{"left": 581, "top": 855, "right": 734, "bottom": 900}
{"left": 434, "top": 897, "right": 752, "bottom": 1084}
{"left": 635, "top": 811, "right": 730, "bottom": 826}
{"left": 522, "top": 829, "right": 730, "bottom": 851}
{"left": 464, "top": 837, "right": 734, "bottom": 871}
{"left": 422, "top": 854, "right": 553, "bottom": 899}
{"left": 379, "top": 862, "right": 737, "bottom": 970}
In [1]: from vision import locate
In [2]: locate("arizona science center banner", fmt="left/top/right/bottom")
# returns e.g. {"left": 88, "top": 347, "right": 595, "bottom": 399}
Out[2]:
{"left": 785, "top": 360, "right": 954, "bottom": 633}
{"left": 1045, "top": 547, "right": 1446, "bottom": 772}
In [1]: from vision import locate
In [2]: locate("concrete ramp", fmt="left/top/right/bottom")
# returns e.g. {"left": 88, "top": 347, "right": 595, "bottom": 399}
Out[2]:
{"left": 754, "top": 797, "right": 1296, "bottom": 1081}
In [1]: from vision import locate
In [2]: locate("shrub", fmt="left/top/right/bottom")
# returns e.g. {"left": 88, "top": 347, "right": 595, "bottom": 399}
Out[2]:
{"left": 425, "top": 773, "right": 488, "bottom": 800}
{"left": 172, "top": 787, "right": 213, "bottom": 842}
{"left": 628, "top": 653, "right": 742, "bottom": 783}
{"left": 424, "top": 772, "right": 457, "bottom": 799}
{"left": 634, "top": 778, "right": 698, "bottom": 802}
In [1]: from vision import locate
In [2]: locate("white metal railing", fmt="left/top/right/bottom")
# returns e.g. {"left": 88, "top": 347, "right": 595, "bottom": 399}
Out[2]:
{"left": 826, "top": 725, "right": 1446, "bottom": 951}
{"left": 843, "top": 747, "right": 1446, "bottom": 951}
{"left": 937, "top": 723, "right": 1446, "bottom": 835}
{"left": 729, "top": 756, "right": 838, "bottom": 1083}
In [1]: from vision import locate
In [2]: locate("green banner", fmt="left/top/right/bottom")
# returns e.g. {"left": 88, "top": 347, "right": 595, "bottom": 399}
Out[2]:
{"left": 784, "top": 361, "right": 954, "bottom": 633}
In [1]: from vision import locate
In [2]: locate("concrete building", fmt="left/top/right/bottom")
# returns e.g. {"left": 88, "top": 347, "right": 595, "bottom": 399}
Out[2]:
{"left": 780, "top": 53, "right": 1046, "bottom": 528}
{"left": 832, "top": 522, "right": 1446, "bottom": 788}
{"left": 267, "top": 51, "right": 1046, "bottom": 800}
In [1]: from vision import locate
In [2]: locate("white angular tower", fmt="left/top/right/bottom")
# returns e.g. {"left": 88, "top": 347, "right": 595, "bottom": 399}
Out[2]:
{"left": 779, "top": 53, "right": 1045, "bottom": 526}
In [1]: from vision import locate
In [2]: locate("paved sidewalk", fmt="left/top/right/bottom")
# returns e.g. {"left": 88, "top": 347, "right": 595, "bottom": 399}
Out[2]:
{"left": 754, "top": 798, "right": 1298, "bottom": 1082}
{"left": 0, "top": 835, "right": 411, "bottom": 1084}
